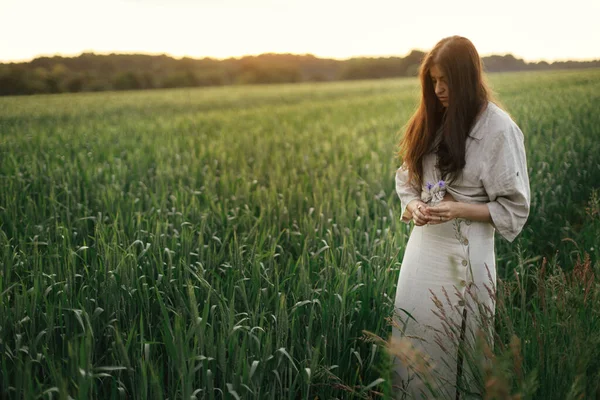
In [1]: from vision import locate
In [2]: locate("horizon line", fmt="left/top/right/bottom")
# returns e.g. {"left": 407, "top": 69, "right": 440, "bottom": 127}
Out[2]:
{"left": 2, "top": 50, "right": 599, "bottom": 65}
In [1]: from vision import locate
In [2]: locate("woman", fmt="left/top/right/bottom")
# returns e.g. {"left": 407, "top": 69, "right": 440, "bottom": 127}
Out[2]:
{"left": 390, "top": 36, "right": 530, "bottom": 399}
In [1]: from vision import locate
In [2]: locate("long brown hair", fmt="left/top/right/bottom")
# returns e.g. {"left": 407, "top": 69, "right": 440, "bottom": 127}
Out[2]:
{"left": 396, "top": 36, "right": 497, "bottom": 188}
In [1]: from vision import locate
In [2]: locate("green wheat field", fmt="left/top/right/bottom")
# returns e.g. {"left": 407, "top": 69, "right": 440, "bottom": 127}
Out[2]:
{"left": 1, "top": 68, "right": 599, "bottom": 399}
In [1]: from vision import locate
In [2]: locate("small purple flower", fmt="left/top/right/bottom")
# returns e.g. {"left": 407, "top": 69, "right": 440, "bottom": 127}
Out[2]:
{"left": 438, "top": 180, "right": 445, "bottom": 188}
{"left": 426, "top": 181, "right": 433, "bottom": 191}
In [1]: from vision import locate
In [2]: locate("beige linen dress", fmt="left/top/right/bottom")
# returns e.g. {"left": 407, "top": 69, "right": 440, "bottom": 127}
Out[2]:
{"left": 391, "top": 101, "right": 530, "bottom": 399}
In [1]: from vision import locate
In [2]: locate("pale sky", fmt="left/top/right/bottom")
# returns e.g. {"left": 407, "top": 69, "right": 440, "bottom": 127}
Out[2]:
{"left": 1, "top": 0, "right": 599, "bottom": 63}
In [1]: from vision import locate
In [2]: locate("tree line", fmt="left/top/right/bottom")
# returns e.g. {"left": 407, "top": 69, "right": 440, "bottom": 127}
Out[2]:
{"left": 1, "top": 51, "right": 598, "bottom": 96}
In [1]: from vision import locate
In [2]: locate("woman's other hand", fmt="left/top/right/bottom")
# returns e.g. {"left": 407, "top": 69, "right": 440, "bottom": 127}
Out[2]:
{"left": 407, "top": 199, "right": 430, "bottom": 226}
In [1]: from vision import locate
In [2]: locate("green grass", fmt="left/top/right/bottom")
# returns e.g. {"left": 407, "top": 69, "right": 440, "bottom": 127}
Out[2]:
{"left": 0, "top": 69, "right": 599, "bottom": 399}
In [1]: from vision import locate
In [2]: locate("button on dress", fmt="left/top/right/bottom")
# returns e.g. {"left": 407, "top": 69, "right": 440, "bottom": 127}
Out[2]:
{"left": 391, "top": 101, "right": 530, "bottom": 399}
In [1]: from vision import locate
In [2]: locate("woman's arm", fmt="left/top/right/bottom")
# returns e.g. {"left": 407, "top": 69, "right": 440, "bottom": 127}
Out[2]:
{"left": 395, "top": 164, "right": 423, "bottom": 224}
{"left": 479, "top": 126, "right": 531, "bottom": 242}
{"left": 462, "top": 202, "right": 492, "bottom": 222}
{"left": 426, "top": 199, "right": 492, "bottom": 224}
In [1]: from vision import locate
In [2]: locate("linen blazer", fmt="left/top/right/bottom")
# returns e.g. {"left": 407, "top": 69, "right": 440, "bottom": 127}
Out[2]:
{"left": 395, "top": 101, "right": 531, "bottom": 242}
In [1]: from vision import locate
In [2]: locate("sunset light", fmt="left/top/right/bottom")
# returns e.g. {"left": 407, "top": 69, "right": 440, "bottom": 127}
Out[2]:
{"left": 1, "top": 0, "right": 598, "bottom": 63}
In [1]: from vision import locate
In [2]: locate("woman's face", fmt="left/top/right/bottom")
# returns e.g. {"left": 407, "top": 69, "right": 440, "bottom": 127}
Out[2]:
{"left": 430, "top": 64, "right": 449, "bottom": 108}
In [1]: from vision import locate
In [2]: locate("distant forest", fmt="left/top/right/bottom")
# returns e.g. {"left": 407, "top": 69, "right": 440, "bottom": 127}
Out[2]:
{"left": 1, "top": 51, "right": 599, "bottom": 96}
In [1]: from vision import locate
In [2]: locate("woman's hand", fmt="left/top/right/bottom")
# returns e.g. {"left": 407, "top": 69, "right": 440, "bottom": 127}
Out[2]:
{"left": 407, "top": 199, "right": 430, "bottom": 226}
{"left": 426, "top": 201, "right": 462, "bottom": 224}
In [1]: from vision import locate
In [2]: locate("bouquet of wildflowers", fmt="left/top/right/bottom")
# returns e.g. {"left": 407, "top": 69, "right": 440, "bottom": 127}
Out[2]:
{"left": 421, "top": 180, "right": 446, "bottom": 206}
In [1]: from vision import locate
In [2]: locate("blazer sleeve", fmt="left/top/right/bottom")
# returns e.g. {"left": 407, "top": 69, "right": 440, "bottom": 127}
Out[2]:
{"left": 481, "top": 124, "right": 531, "bottom": 242}
{"left": 395, "top": 163, "right": 422, "bottom": 224}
